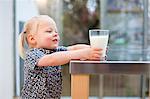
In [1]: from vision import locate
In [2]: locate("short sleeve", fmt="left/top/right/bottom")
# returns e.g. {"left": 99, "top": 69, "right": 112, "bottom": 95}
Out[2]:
{"left": 25, "top": 49, "right": 45, "bottom": 70}
{"left": 56, "top": 46, "right": 68, "bottom": 51}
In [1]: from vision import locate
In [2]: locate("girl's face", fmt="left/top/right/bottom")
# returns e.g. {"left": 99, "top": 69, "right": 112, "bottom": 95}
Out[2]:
{"left": 35, "top": 19, "right": 60, "bottom": 49}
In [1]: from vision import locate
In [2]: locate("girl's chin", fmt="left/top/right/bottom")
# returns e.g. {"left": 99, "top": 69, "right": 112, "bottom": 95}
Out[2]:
{"left": 51, "top": 45, "right": 59, "bottom": 49}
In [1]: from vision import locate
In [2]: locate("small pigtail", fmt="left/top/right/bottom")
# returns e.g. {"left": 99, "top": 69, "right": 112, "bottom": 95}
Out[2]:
{"left": 18, "top": 31, "right": 26, "bottom": 59}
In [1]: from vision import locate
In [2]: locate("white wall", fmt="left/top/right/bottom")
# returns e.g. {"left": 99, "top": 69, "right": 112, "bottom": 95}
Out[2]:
{"left": 15, "top": 0, "right": 39, "bottom": 96}
{"left": 0, "top": 0, "right": 39, "bottom": 98}
{"left": 16, "top": 0, "right": 39, "bottom": 21}
{"left": 0, "top": 0, "right": 14, "bottom": 99}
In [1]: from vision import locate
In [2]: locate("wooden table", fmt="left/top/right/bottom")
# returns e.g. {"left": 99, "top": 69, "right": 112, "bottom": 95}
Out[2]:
{"left": 69, "top": 60, "right": 150, "bottom": 99}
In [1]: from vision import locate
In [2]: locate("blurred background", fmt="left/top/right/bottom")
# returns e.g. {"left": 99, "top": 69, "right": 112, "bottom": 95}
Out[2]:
{"left": 0, "top": 0, "right": 150, "bottom": 99}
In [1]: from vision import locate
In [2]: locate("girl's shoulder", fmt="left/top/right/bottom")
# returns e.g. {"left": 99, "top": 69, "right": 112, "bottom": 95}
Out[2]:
{"left": 25, "top": 48, "right": 45, "bottom": 58}
{"left": 24, "top": 48, "right": 45, "bottom": 69}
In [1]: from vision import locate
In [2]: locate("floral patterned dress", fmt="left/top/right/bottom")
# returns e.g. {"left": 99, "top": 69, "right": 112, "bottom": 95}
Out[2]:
{"left": 21, "top": 46, "right": 67, "bottom": 99}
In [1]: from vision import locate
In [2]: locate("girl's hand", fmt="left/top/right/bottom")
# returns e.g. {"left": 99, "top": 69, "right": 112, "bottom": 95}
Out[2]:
{"left": 79, "top": 48, "right": 103, "bottom": 60}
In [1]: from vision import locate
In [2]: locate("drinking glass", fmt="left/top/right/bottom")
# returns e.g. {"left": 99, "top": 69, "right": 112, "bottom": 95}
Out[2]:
{"left": 89, "top": 29, "right": 109, "bottom": 58}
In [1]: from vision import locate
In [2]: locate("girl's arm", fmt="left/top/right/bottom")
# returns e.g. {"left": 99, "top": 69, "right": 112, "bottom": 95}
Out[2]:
{"left": 37, "top": 48, "right": 102, "bottom": 67}
{"left": 67, "top": 44, "right": 90, "bottom": 50}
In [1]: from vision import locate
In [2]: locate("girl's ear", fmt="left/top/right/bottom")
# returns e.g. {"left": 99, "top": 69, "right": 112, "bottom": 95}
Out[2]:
{"left": 27, "top": 34, "right": 36, "bottom": 45}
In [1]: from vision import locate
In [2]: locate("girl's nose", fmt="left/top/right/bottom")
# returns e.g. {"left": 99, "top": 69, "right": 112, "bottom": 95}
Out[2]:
{"left": 53, "top": 32, "right": 58, "bottom": 37}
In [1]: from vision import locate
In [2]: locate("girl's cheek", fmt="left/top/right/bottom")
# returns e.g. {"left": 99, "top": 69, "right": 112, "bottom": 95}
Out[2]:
{"left": 46, "top": 36, "right": 52, "bottom": 41}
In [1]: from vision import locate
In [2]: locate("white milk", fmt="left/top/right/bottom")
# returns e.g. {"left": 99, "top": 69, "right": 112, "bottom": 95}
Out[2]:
{"left": 90, "top": 35, "right": 109, "bottom": 57}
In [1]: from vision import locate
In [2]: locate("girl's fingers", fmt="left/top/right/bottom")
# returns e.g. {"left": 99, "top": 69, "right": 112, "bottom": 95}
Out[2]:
{"left": 93, "top": 49, "right": 103, "bottom": 54}
{"left": 91, "top": 53, "right": 106, "bottom": 61}
{"left": 93, "top": 54, "right": 100, "bottom": 59}
{"left": 93, "top": 48, "right": 103, "bottom": 51}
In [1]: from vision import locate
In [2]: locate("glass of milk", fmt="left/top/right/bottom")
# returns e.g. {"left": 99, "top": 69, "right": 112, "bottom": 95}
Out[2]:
{"left": 89, "top": 29, "right": 109, "bottom": 58}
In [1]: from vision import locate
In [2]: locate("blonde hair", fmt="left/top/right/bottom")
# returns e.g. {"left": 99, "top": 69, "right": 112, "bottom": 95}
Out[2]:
{"left": 18, "top": 15, "right": 54, "bottom": 59}
{"left": 18, "top": 31, "right": 26, "bottom": 59}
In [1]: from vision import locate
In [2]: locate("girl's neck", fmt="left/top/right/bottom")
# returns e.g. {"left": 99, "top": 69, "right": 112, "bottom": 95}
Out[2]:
{"left": 29, "top": 44, "right": 38, "bottom": 49}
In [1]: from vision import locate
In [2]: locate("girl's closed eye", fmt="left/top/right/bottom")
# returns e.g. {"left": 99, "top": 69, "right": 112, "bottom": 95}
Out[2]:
{"left": 46, "top": 30, "right": 52, "bottom": 33}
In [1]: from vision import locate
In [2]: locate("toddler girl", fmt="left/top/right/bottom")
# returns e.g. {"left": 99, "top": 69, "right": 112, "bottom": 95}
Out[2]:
{"left": 18, "top": 15, "right": 102, "bottom": 99}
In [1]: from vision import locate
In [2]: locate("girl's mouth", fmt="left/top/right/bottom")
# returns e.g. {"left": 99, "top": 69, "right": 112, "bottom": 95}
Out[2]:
{"left": 52, "top": 39, "right": 58, "bottom": 43}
